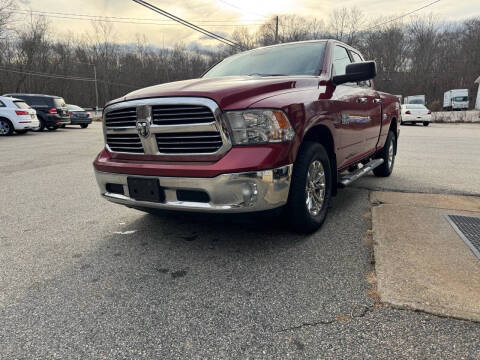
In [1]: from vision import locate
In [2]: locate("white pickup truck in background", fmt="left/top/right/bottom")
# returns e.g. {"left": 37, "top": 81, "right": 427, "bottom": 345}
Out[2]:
{"left": 443, "top": 89, "right": 469, "bottom": 111}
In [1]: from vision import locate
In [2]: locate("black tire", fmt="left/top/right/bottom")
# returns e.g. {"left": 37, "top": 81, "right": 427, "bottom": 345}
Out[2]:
{"left": 373, "top": 130, "right": 396, "bottom": 177}
{"left": 423, "top": 122, "right": 429, "bottom": 127}
{"left": 285, "top": 141, "right": 332, "bottom": 234}
{"left": 33, "top": 118, "right": 46, "bottom": 132}
{"left": 15, "top": 129, "right": 28, "bottom": 134}
{"left": 47, "top": 125, "right": 58, "bottom": 131}
{"left": 60, "top": 124, "right": 66, "bottom": 128}
{"left": 80, "top": 124, "right": 89, "bottom": 129}
{"left": 0, "top": 118, "right": 14, "bottom": 136}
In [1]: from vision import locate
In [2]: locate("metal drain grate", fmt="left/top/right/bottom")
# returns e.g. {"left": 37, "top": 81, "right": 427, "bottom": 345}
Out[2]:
{"left": 447, "top": 215, "right": 480, "bottom": 260}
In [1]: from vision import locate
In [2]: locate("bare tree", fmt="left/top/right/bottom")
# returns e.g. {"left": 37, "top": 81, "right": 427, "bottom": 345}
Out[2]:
{"left": 0, "top": 0, "right": 14, "bottom": 38}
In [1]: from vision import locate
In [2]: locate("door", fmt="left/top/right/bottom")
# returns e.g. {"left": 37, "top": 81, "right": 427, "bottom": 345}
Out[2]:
{"left": 350, "top": 51, "right": 382, "bottom": 152}
{"left": 332, "top": 46, "right": 380, "bottom": 169}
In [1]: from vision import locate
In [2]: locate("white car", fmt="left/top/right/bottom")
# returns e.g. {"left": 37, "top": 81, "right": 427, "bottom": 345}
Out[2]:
{"left": 400, "top": 104, "right": 432, "bottom": 126}
{"left": 0, "top": 96, "right": 40, "bottom": 136}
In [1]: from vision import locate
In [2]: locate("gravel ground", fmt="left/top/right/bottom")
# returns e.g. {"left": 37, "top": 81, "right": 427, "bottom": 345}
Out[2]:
{"left": 0, "top": 123, "right": 478, "bottom": 359}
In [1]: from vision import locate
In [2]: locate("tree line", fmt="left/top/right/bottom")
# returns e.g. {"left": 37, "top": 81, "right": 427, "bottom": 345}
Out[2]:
{"left": 0, "top": 2, "right": 479, "bottom": 110}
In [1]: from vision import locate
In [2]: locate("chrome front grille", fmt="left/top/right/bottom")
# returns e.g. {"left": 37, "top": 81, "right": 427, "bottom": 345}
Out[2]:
{"left": 106, "top": 134, "right": 144, "bottom": 153}
{"left": 156, "top": 132, "right": 223, "bottom": 154}
{"left": 152, "top": 105, "right": 215, "bottom": 125}
{"left": 105, "top": 107, "right": 136, "bottom": 128}
{"left": 102, "top": 97, "right": 231, "bottom": 160}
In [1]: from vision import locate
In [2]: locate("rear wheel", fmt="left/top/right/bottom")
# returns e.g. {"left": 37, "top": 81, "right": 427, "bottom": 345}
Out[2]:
{"left": 423, "top": 122, "right": 429, "bottom": 126}
{"left": 0, "top": 118, "right": 14, "bottom": 136}
{"left": 33, "top": 118, "right": 45, "bottom": 132}
{"left": 47, "top": 125, "right": 58, "bottom": 131}
{"left": 373, "top": 130, "right": 396, "bottom": 177}
{"left": 286, "top": 141, "right": 332, "bottom": 234}
{"left": 80, "top": 124, "right": 89, "bottom": 129}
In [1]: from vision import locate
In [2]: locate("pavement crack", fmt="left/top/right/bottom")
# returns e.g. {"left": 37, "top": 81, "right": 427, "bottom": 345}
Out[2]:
{"left": 276, "top": 318, "right": 336, "bottom": 332}
{"left": 276, "top": 305, "right": 378, "bottom": 333}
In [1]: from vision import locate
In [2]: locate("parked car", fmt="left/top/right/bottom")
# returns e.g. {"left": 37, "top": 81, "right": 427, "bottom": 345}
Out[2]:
{"left": 404, "top": 95, "right": 426, "bottom": 105}
{"left": 401, "top": 104, "right": 432, "bottom": 126}
{"left": 3, "top": 93, "right": 70, "bottom": 131}
{"left": 93, "top": 39, "right": 401, "bottom": 233}
{"left": 443, "top": 89, "right": 469, "bottom": 111}
{"left": 67, "top": 104, "right": 92, "bottom": 128}
{"left": 0, "top": 96, "right": 39, "bottom": 136}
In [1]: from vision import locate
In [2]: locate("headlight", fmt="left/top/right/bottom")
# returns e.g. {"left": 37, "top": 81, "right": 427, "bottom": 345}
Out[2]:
{"left": 224, "top": 109, "right": 295, "bottom": 145}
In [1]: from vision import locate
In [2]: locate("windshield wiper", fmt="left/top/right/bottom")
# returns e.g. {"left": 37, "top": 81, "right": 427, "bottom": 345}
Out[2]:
{"left": 247, "top": 73, "right": 287, "bottom": 77}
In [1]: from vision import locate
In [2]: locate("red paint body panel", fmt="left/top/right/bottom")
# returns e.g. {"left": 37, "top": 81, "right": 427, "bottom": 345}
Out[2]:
{"left": 97, "top": 40, "right": 400, "bottom": 178}
{"left": 94, "top": 144, "right": 294, "bottom": 178}
{"left": 108, "top": 76, "right": 320, "bottom": 111}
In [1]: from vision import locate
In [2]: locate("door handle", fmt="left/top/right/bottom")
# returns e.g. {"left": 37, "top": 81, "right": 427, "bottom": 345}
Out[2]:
{"left": 357, "top": 97, "right": 368, "bottom": 104}
{"left": 373, "top": 98, "right": 382, "bottom": 104}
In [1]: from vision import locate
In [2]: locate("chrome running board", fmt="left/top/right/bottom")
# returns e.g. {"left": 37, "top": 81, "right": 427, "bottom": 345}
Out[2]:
{"left": 338, "top": 158, "right": 384, "bottom": 187}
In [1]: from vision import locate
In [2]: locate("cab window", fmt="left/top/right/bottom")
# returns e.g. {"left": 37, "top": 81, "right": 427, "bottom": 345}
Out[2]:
{"left": 351, "top": 51, "right": 371, "bottom": 87}
{"left": 332, "top": 46, "right": 352, "bottom": 77}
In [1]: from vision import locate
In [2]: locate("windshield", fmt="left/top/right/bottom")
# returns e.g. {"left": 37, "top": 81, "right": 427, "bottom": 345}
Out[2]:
{"left": 203, "top": 41, "right": 326, "bottom": 78}
{"left": 408, "top": 99, "right": 424, "bottom": 104}
{"left": 14, "top": 101, "right": 31, "bottom": 109}
{"left": 454, "top": 96, "right": 468, "bottom": 102}
{"left": 406, "top": 104, "right": 427, "bottom": 109}
{"left": 67, "top": 104, "right": 84, "bottom": 111}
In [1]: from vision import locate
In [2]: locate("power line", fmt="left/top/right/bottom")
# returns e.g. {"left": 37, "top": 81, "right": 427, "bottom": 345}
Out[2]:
{"left": 8, "top": 8, "right": 263, "bottom": 26}
{"left": 9, "top": 7, "right": 262, "bottom": 23}
{"left": 132, "top": 0, "right": 243, "bottom": 49}
{"left": 217, "top": 0, "right": 267, "bottom": 19}
{"left": 363, "top": 0, "right": 442, "bottom": 31}
{"left": 0, "top": 67, "right": 137, "bottom": 88}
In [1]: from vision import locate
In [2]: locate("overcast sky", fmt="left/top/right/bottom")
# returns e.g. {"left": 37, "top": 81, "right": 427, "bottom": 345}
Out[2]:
{"left": 15, "top": 0, "right": 480, "bottom": 46}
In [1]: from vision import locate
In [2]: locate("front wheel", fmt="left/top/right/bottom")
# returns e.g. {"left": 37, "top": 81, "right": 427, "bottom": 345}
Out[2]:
{"left": 373, "top": 130, "right": 396, "bottom": 177}
{"left": 80, "top": 124, "right": 89, "bottom": 129}
{"left": 47, "top": 125, "right": 58, "bottom": 131}
{"left": 423, "top": 122, "right": 429, "bottom": 127}
{"left": 286, "top": 141, "right": 332, "bottom": 234}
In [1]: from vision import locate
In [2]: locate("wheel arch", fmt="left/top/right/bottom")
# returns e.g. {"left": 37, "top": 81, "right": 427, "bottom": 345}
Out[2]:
{"left": 0, "top": 116, "right": 14, "bottom": 126}
{"left": 301, "top": 124, "right": 338, "bottom": 195}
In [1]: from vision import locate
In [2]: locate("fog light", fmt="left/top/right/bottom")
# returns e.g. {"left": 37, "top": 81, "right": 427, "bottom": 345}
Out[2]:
{"left": 242, "top": 182, "right": 258, "bottom": 207}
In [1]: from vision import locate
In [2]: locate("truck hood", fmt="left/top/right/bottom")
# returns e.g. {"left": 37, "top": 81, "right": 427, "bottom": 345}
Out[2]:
{"left": 109, "top": 76, "right": 319, "bottom": 110}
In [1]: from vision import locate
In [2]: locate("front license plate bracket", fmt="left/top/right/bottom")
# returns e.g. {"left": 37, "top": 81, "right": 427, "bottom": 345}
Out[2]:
{"left": 127, "top": 177, "right": 165, "bottom": 202}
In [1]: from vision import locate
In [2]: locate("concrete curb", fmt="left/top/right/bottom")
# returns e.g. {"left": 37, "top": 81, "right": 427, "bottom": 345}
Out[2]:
{"left": 432, "top": 110, "right": 480, "bottom": 123}
{"left": 371, "top": 191, "right": 480, "bottom": 322}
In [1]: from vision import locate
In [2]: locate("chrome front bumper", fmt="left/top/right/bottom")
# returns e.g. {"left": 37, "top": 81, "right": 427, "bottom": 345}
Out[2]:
{"left": 94, "top": 164, "right": 293, "bottom": 213}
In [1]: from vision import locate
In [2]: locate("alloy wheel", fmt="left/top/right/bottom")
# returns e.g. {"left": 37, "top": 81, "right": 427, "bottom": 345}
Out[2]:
{"left": 0, "top": 119, "right": 11, "bottom": 135}
{"left": 305, "top": 160, "right": 326, "bottom": 216}
{"left": 388, "top": 140, "right": 395, "bottom": 169}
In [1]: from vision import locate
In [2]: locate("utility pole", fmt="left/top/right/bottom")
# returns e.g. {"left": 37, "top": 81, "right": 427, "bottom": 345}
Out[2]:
{"left": 93, "top": 64, "right": 99, "bottom": 114}
{"left": 275, "top": 16, "right": 279, "bottom": 44}
{"left": 72, "top": 60, "right": 99, "bottom": 113}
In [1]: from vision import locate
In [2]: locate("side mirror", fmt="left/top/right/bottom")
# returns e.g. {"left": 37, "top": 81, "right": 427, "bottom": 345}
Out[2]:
{"left": 332, "top": 61, "right": 376, "bottom": 85}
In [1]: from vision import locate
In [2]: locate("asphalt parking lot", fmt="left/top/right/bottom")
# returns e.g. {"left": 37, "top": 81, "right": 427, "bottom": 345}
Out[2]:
{"left": 1, "top": 123, "right": 479, "bottom": 359}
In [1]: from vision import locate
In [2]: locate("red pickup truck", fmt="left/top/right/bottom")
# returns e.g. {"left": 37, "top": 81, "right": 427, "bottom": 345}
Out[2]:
{"left": 94, "top": 40, "right": 400, "bottom": 233}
